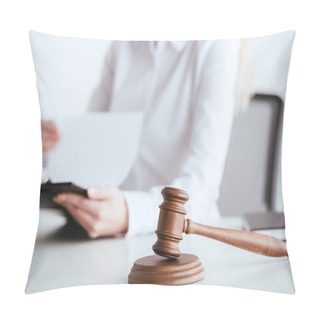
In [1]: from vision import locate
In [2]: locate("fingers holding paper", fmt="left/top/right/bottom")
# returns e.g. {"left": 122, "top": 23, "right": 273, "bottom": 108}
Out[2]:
{"left": 53, "top": 186, "right": 129, "bottom": 238}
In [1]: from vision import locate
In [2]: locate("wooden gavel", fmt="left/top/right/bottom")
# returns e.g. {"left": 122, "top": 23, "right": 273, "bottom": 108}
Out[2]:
{"left": 152, "top": 187, "right": 288, "bottom": 259}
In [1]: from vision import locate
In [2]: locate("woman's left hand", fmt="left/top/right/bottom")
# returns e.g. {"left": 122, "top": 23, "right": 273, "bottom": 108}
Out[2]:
{"left": 53, "top": 186, "right": 129, "bottom": 238}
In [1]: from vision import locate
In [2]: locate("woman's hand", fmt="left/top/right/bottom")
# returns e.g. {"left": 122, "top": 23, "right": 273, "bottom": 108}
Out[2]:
{"left": 53, "top": 186, "right": 129, "bottom": 238}
{"left": 41, "top": 120, "right": 60, "bottom": 155}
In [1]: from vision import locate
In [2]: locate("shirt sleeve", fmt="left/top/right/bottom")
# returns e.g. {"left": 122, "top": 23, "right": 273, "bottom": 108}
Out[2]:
{"left": 124, "top": 40, "right": 241, "bottom": 237}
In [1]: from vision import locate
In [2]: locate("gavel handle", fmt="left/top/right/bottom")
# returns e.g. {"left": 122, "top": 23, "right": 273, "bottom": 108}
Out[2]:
{"left": 184, "top": 219, "right": 287, "bottom": 257}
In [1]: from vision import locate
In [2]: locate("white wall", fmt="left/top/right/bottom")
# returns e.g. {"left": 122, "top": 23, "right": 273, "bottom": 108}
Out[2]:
{"left": 249, "top": 31, "right": 295, "bottom": 100}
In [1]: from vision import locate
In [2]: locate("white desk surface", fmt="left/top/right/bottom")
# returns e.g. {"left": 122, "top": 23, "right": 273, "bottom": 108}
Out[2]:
{"left": 25, "top": 209, "right": 295, "bottom": 294}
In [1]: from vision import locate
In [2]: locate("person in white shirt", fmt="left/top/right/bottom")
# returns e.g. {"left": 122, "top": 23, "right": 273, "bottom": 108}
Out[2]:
{"left": 43, "top": 40, "right": 241, "bottom": 238}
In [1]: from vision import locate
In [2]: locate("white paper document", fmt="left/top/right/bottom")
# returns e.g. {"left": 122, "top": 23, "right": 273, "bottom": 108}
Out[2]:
{"left": 44, "top": 112, "right": 143, "bottom": 188}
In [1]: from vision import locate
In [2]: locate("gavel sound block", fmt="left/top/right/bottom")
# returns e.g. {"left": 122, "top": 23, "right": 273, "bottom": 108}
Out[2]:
{"left": 128, "top": 187, "right": 288, "bottom": 285}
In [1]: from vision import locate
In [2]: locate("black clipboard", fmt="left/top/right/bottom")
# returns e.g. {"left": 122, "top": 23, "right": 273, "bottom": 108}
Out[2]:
{"left": 40, "top": 180, "right": 87, "bottom": 208}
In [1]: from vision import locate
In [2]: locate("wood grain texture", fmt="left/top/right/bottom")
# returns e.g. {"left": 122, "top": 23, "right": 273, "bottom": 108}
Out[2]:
{"left": 184, "top": 219, "right": 288, "bottom": 257}
{"left": 153, "top": 187, "right": 288, "bottom": 258}
{"left": 128, "top": 254, "right": 205, "bottom": 285}
{"left": 152, "top": 187, "right": 189, "bottom": 259}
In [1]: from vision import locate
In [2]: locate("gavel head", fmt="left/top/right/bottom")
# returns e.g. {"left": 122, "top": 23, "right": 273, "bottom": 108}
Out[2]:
{"left": 152, "top": 187, "right": 189, "bottom": 259}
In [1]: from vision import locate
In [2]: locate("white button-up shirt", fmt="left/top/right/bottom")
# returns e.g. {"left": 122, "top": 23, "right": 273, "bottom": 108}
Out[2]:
{"left": 91, "top": 40, "right": 240, "bottom": 236}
